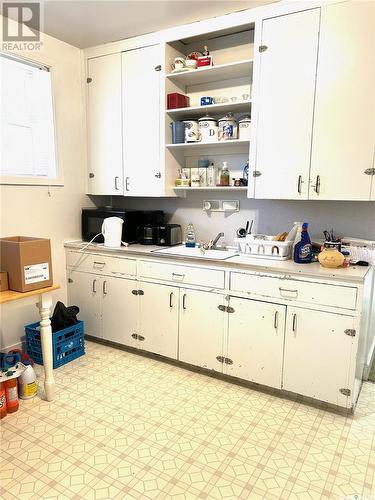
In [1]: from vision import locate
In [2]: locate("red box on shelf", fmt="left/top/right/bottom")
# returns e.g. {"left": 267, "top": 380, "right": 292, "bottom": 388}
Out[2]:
{"left": 197, "top": 56, "right": 213, "bottom": 67}
{"left": 167, "top": 93, "right": 190, "bottom": 110}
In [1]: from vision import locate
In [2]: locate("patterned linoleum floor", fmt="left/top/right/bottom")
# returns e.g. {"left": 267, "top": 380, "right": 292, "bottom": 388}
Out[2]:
{"left": 1, "top": 340, "right": 374, "bottom": 500}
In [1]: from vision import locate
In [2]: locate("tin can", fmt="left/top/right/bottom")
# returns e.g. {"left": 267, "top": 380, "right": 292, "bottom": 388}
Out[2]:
{"left": 183, "top": 120, "right": 200, "bottom": 142}
{"left": 238, "top": 115, "right": 251, "bottom": 140}
{"left": 198, "top": 115, "right": 218, "bottom": 143}
{"left": 218, "top": 112, "right": 238, "bottom": 141}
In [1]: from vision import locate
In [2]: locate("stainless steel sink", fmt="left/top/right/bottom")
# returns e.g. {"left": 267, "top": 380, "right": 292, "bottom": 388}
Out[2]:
{"left": 152, "top": 245, "right": 238, "bottom": 261}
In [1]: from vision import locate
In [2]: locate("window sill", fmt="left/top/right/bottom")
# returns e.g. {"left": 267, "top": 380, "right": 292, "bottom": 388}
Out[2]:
{"left": 0, "top": 176, "right": 64, "bottom": 187}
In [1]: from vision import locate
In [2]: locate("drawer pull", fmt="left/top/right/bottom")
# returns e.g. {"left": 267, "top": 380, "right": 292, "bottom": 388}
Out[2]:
{"left": 279, "top": 287, "right": 298, "bottom": 298}
{"left": 92, "top": 279, "right": 97, "bottom": 293}
{"left": 169, "top": 292, "right": 173, "bottom": 308}
{"left": 172, "top": 272, "right": 185, "bottom": 281}
{"left": 93, "top": 261, "right": 106, "bottom": 267}
{"left": 274, "top": 311, "right": 278, "bottom": 329}
{"left": 182, "top": 294, "right": 187, "bottom": 310}
{"left": 292, "top": 313, "right": 297, "bottom": 333}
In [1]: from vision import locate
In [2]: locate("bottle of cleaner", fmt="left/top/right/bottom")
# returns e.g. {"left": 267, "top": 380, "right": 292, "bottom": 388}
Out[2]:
{"left": 0, "top": 382, "right": 7, "bottom": 419}
{"left": 5, "top": 378, "right": 19, "bottom": 413}
{"left": 293, "top": 222, "right": 312, "bottom": 264}
{"left": 18, "top": 361, "right": 37, "bottom": 400}
{"left": 185, "top": 222, "right": 196, "bottom": 248}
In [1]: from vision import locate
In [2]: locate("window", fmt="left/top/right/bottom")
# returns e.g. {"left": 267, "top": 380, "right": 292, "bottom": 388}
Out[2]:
{"left": 0, "top": 54, "right": 58, "bottom": 183}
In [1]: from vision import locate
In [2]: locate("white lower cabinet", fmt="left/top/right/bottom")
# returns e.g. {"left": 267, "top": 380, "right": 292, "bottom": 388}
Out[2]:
{"left": 138, "top": 281, "right": 179, "bottom": 359}
{"left": 68, "top": 271, "right": 102, "bottom": 339}
{"left": 226, "top": 297, "right": 286, "bottom": 388}
{"left": 283, "top": 307, "right": 355, "bottom": 407}
{"left": 179, "top": 289, "right": 226, "bottom": 371}
{"left": 102, "top": 276, "right": 138, "bottom": 348}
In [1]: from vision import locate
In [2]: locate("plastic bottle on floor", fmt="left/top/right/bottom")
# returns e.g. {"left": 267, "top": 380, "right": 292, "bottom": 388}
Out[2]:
{"left": 18, "top": 361, "right": 37, "bottom": 399}
{"left": 5, "top": 378, "right": 19, "bottom": 413}
{"left": 0, "top": 382, "right": 7, "bottom": 418}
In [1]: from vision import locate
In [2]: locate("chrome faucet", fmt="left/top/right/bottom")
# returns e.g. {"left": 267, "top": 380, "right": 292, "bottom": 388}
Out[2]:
{"left": 212, "top": 232, "right": 224, "bottom": 248}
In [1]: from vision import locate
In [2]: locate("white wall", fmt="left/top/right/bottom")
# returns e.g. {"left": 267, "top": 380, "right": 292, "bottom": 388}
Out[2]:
{"left": 110, "top": 192, "right": 375, "bottom": 246}
{"left": 0, "top": 19, "right": 92, "bottom": 350}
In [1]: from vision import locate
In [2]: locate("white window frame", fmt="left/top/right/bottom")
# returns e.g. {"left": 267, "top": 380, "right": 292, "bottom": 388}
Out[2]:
{"left": 0, "top": 52, "right": 63, "bottom": 186}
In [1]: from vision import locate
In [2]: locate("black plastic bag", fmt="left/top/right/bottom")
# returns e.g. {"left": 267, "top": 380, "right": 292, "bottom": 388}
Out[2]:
{"left": 51, "top": 301, "right": 80, "bottom": 333}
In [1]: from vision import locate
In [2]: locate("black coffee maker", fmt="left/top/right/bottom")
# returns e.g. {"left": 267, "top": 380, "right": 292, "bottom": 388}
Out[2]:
{"left": 137, "top": 211, "right": 164, "bottom": 245}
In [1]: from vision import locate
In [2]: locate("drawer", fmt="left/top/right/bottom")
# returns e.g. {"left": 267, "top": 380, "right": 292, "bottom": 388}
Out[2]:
{"left": 66, "top": 251, "right": 136, "bottom": 276}
{"left": 230, "top": 272, "right": 357, "bottom": 310}
{"left": 139, "top": 260, "right": 225, "bottom": 289}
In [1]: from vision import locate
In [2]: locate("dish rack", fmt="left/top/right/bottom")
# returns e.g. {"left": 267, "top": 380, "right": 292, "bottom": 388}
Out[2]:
{"left": 341, "top": 237, "right": 375, "bottom": 265}
{"left": 234, "top": 235, "right": 293, "bottom": 260}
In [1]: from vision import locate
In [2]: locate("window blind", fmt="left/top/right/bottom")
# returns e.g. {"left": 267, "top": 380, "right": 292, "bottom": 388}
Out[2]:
{"left": 0, "top": 54, "right": 57, "bottom": 179}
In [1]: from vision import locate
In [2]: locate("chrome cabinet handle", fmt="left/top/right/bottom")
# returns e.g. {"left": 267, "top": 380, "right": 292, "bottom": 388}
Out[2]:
{"left": 114, "top": 176, "right": 120, "bottom": 191}
{"left": 182, "top": 294, "right": 187, "bottom": 310}
{"left": 312, "top": 175, "right": 321, "bottom": 194}
{"left": 125, "top": 177, "right": 130, "bottom": 192}
{"left": 279, "top": 287, "right": 298, "bottom": 297}
{"left": 274, "top": 311, "right": 278, "bottom": 329}
{"left": 292, "top": 313, "right": 297, "bottom": 333}
{"left": 92, "top": 279, "right": 97, "bottom": 293}
{"left": 172, "top": 272, "right": 185, "bottom": 281}
{"left": 297, "top": 175, "right": 303, "bottom": 194}
{"left": 103, "top": 280, "right": 107, "bottom": 295}
{"left": 154, "top": 64, "right": 162, "bottom": 71}
{"left": 169, "top": 292, "right": 173, "bottom": 308}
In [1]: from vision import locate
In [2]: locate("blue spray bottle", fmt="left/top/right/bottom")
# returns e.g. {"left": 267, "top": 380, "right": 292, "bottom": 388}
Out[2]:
{"left": 293, "top": 222, "right": 312, "bottom": 264}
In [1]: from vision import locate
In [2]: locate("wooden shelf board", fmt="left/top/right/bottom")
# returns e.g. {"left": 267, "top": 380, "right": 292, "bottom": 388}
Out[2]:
{"left": 165, "top": 59, "right": 253, "bottom": 85}
{"left": 0, "top": 284, "right": 60, "bottom": 304}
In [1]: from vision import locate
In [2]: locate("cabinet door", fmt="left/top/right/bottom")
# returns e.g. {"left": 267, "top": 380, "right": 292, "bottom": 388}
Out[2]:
{"left": 253, "top": 9, "right": 320, "bottom": 199}
{"left": 225, "top": 298, "right": 286, "bottom": 388}
{"left": 138, "top": 282, "right": 179, "bottom": 359}
{"left": 283, "top": 307, "right": 355, "bottom": 407}
{"left": 67, "top": 271, "right": 102, "bottom": 338}
{"left": 122, "top": 45, "right": 162, "bottom": 196}
{"left": 87, "top": 54, "right": 123, "bottom": 195}
{"left": 102, "top": 276, "right": 138, "bottom": 348}
{"left": 309, "top": 1, "right": 375, "bottom": 200}
{"left": 179, "top": 289, "right": 226, "bottom": 372}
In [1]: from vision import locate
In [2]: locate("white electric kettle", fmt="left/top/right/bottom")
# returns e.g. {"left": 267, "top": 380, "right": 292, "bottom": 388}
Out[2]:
{"left": 101, "top": 217, "right": 123, "bottom": 248}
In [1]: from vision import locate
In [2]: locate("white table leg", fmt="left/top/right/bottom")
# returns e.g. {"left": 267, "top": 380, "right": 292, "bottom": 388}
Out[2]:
{"left": 37, "top": 293, "right": 55, "bottom": 401}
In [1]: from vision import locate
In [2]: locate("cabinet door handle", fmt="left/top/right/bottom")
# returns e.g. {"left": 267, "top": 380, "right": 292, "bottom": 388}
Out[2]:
{"left": 103, "top": 280, "right": 107, "bottom": 295}
{"left": 172, "top": 272, "right": 185, "bottom": 281}
{"left": 125, "top": 177, "right": 130, "bottom": 192}
{"left": 169, "top": 292, "right": 173, "bottom": 308}
{"left": 182, "top": 293, "right": 187, "bottom": 310}
{"left": 279, "top": 287, "right": 298, "bottom": 298}
{"left": 154, "top": 64, "right": 162, "bottom": 71}
{"left": 114, "top": 176, "right": 120, "bottom": 191}
{"left": 274, "top": 311, "right": 278, "bottom": 329}
{"left": 312, "top": 175, "right": 321, "bottom": 194}
{"left": 92, "top": 279, "right": 97, "bottom": 293}
{"left": 297, "top": 175, "right": 303, "bottom": 194}
{"left": 292, "top": 313, "right": 297, "bottom": 333}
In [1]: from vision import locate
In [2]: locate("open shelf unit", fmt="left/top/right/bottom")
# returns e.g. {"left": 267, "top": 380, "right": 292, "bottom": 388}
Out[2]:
{"left": 164, "top": 24, "right": 254, "bottom": 195}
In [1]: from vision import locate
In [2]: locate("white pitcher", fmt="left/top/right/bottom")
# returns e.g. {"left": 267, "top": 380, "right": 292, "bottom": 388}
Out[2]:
{"left": 102, "top": 217, "right": 123, "bottom": 248}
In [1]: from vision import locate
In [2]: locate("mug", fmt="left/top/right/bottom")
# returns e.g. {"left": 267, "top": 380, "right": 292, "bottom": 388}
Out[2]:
{"left": 183, "top": 120, "right": 200, "bottom": 142}
{"left": 172, "top": 56, "right": 185, "bottom": 71}
{"left": 200, "top": 96, "right": 214, "bottom": 106}
{"left": 185, "top": 59, "right": 197, "bottom": 69}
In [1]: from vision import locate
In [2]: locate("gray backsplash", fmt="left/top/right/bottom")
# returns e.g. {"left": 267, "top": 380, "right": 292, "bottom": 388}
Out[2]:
{"left": 91, "top": 193, "right": 375, "bottom": 245}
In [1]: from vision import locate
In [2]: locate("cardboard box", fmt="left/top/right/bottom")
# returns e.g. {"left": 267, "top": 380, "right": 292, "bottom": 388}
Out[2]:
{"left": 0, "top": 271, "right": 9, "bottom": 291}
{"left": 0, "top": 237, "right": 53, "bottom": 292}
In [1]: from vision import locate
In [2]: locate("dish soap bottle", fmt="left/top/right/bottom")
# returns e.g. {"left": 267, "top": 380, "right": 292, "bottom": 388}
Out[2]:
{"left": 293, "top": 222, "right": 312, "bottom": 264}
{"left": 220, "top": 162, "right": 230, "bottom": 186}
{"left": 185, "top": 222, "right": 196, "bottom": 248}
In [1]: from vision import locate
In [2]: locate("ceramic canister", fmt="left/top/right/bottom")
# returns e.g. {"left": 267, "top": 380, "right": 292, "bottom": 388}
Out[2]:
{"left": 238, "top": 114, "right": 251, "bottom": 140}
{"left": 183, "top": 120, "right": 200, "bottom": 142}
{"left": 218, "top": 112, "right": 238, "bottom": 141}
{"left": 198, "top": 115, "right": 218, "bottom": 143}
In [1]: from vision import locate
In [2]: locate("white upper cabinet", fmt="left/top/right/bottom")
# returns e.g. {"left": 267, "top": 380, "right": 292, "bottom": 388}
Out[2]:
{"left": 86, "top": 53, "right": 123, "bottom": 195}
{"left": 252, "top": 9, "right": 320, "bottom": 199}
{"left": 309, "top": 1, "right": 375, "bottom": 200}
{"left": 122, "top": 44, "right": 162, "bottom": 196}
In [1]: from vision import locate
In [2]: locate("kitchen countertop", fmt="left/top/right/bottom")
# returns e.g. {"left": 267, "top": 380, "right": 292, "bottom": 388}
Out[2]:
{"left": 64, "top": 241, "right": 371, "bottom": 284}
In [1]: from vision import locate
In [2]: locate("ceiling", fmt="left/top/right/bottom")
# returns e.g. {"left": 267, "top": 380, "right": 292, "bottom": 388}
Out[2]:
{"left": 29, "top": 1, "right": 275, "bottom": 48}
